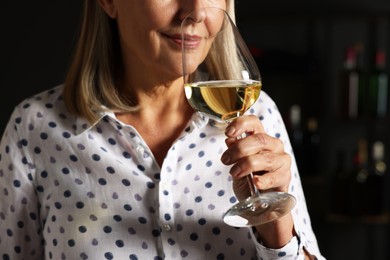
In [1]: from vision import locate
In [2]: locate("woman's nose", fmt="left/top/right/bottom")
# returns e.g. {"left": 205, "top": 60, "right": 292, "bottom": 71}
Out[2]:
{"left": 185, "top": 8, "right": 207, "bottom": 24}
{"left": 179, "top": 0, "right": 208, "bottom": 23}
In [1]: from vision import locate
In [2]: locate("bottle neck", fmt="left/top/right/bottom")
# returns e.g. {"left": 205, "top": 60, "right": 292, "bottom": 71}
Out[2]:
{"left": 372, "top": 141, "right": 387, "bottom": 176}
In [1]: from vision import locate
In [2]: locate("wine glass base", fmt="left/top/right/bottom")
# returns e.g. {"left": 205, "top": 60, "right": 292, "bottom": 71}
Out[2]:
{"left": 223, "top": 192, "right": 296, "bottom": 227}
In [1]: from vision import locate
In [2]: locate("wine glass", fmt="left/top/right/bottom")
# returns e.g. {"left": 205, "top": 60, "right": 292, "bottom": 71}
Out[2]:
{"left": 181, "top": 7, "right": 296, "bottom": 227}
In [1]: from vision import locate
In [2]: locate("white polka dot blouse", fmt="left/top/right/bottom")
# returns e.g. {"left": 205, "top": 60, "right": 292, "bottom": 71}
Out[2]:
{"left": 0, "top": 85, "right": 325, "bottom": 259}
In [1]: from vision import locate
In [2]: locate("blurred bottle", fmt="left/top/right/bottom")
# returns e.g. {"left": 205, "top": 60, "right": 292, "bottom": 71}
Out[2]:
{"left": 349, "top": 139, "right": 387, "bottom": 216}
{"left": 348, "top": 138, "right": 369, "bottom": 216}
{"left": 364, "top": 141, "right": 387, "bottom": 215}
{"left": 340, "top": 44, "right": 367, "bottom": 119}
{"left": 288, "top": 105, "right": 304, "bottom": 171}
{"left": 368, "top": 50, "right": 388, "bottom": 118}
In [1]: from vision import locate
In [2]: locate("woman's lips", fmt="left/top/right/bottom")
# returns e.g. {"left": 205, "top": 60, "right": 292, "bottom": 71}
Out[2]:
{"left": 168, "top": 34, "right": 201, "bottom": 49}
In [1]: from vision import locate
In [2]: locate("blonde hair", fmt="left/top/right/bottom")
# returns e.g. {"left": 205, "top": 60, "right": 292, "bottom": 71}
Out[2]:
{"left": 63, "top": 0, "right": 236, "bottom": 123}
{"left": 203, "top": 7, "right": 242, "bottom": 81}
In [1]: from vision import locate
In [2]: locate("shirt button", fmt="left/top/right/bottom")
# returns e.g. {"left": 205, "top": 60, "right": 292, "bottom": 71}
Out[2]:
{"left": 164, "top": 224, "right": 172, "bottom": 232}
{"left": 136, "top": 145, "right": 145, "bottom": 155}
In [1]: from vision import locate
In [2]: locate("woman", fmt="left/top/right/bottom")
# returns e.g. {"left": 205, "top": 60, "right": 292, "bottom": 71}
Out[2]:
{"left": 0, "top": 0, "right": 325, "bottom": 259}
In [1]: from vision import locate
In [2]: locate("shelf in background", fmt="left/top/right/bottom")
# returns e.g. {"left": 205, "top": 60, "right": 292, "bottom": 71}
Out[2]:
{"left": 327, "top": 212, "right": 390, "bottom": 224}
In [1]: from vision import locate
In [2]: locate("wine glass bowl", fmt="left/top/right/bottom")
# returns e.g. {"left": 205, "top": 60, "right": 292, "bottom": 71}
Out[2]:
{"left": 181, "top": 7, "right": 296, "bottom": 227}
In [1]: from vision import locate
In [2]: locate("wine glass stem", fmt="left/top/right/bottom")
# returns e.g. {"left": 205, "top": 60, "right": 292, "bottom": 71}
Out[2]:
{"left": 235, "top": 131, "right": 260, "bottom": 197}
{"left": 246, "top": 173, "right": 259, "bottom": 196}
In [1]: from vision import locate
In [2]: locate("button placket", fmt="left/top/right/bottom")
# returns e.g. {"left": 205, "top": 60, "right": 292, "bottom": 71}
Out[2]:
{"left": 158, "top": 147, "right": 176, "bottom": 239}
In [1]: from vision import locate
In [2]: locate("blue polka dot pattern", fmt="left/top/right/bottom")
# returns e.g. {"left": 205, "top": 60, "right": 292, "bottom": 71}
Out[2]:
{"left": 0, "top": 85, "right": 323, "bottom": 259}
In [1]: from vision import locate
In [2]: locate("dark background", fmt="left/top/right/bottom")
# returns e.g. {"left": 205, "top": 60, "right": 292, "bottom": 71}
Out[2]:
{"left": 0, "top": 1, "right": 83, "bottom": 133}
{"left": 1, "top": 1, "right": 390, "bottom": 259}
{"left": 235, "top": 1, "right": 390, "bottom": 259}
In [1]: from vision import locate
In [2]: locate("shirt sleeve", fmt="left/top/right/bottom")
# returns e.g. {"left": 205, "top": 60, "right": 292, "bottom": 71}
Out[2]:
{"left": 0, "top": 107, "right": 44, "bottom": 259}
{"left": 250, "top": 92, "right": 326, "bottom": 259}
{"left": 250, "top": 228, "right": 303, "bottom": 259}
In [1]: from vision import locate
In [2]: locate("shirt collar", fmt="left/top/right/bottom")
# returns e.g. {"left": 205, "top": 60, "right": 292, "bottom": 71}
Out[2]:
{"left": 73, "top": 109, "right": 117, "bottom": 136}
{"left": 190, "top": 111, "right": 209, "bottom": 128}
{"left": 73, "top": 110, "right": 217, "bottom": 136}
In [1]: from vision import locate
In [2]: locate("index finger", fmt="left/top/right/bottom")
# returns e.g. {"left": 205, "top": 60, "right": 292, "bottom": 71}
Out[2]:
{"left": 225, "top": 115, "right": 265, "bottom": 138}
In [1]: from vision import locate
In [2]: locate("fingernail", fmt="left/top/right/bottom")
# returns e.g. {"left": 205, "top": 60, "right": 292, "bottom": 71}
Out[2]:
{"left": 225, "top": 126, "right": 236, "bottom": 136}
{"left": 221, "top": 153, "right": 230, "bottom": 164}
{"left": 229, "top": 165, "right": 241, "bottom": 176}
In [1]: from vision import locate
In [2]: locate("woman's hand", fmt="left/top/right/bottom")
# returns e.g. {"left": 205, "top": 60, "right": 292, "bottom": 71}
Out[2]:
{"left": 221, "top": 115, "right": 295, "bottom": 249}
{"left": 220, "top": 115, "right": 292, "bottom": 201}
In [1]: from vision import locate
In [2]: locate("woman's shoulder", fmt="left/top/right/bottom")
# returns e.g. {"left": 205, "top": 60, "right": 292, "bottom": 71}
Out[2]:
{"left": 249, "top": 90, "right": 287, "bottom": 135}
{"left": 251, "top": 90, "right": 279, "bottom": 116}
{"left": 16, "top": 84, "right": 65, "bottom": 109}
{"left": 10, "top": 84, "right": 76, "bottom": 131}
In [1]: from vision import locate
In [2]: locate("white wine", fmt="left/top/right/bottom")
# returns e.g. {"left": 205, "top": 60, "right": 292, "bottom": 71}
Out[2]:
{"left": 184, "top": 80, "right": 262, "bottom": 122}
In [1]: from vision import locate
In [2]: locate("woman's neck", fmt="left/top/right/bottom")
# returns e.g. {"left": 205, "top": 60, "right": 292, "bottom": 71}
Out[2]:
{"left": 115, "top": 80, "right": 194, "bottom": 166}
